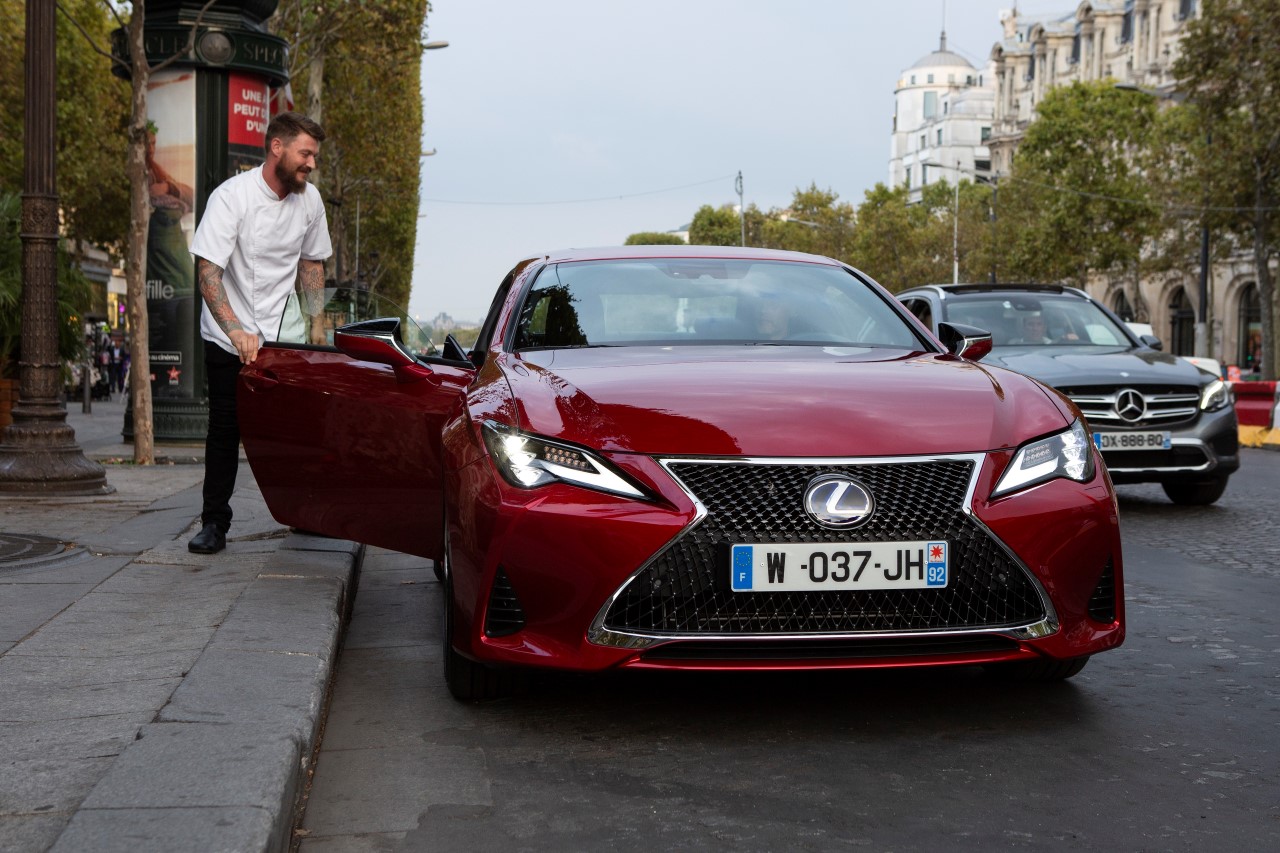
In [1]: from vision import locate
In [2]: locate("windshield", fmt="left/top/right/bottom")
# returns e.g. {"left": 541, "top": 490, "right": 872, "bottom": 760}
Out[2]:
{"left": 512, "top": 259, "right": 923, "bottom": 350}
{"left": 941, "top": 292, "right": 1133, "bottom": 348}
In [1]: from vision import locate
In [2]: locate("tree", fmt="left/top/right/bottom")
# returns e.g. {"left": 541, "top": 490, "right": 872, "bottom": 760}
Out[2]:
{"left": 999, "top": 81, "right": 1161, "bottom": 295}
{"left": 758, "top": 184, "right": 857, "bottom": 263}
{"left": 688, "top": 204, "right": 744, "bottom": 246}
{"left": 0, "top": 1, "right": 130, "bottom": 250}
{"left": 273, "top": 0, "right": 430, "bottom": 311}
{"left": 624, "top": 231, "right": 685, "bottom": 245}
{"left": 1174, "top": 0, "right": 1280, "bottom": 380}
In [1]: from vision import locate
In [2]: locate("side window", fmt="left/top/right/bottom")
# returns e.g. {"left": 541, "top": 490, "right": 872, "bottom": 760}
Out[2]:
{"left": 902, "top": 298, "right": 933, "bottom": 330}
{"left": 275, "top": 289, "right": 437, "bottom": 359}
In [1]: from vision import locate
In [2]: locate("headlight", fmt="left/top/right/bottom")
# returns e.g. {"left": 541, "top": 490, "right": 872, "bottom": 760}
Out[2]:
{"left": 993, "top": 419, "right": 1096, "bottom": 498}
{"left": 1199, "top": 378, "right": 1231, "bottom": 412}
{"left": 481, "top": 421, "right": 647, "bottom": 499}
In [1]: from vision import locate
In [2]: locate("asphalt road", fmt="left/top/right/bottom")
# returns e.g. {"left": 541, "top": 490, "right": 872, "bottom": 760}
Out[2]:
{"left": 296, "top": 449, "right": 1280, "bottom": 852}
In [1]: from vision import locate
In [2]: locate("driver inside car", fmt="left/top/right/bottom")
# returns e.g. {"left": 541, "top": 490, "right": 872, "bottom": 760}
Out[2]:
{"left": 756, "top": 296, "right": 790, "bottom": 340}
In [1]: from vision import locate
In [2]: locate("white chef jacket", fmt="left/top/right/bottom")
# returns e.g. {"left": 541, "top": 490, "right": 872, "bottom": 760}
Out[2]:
{"left": 191, "top": 165, "right": 332, "bottom": 354}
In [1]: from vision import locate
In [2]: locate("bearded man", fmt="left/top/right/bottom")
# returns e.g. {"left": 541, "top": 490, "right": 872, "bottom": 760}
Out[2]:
{"left": 188, "top": 112, "right": 332, "bottom": 554}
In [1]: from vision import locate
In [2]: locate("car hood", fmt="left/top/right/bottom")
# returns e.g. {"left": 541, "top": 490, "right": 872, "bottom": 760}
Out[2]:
{"left": 500, "top": 346, "right": 1071, "bottom": 457}
{"left": 982, "top": 346, "right": 1207, "bottom": 389}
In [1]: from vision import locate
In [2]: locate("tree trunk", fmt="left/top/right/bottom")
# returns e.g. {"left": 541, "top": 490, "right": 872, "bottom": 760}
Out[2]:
{"left": 126, "top": 4, "right": 154, "bottom": 463}
{"left": 1253, "top": 209, "right": 1275, "bottom": 381}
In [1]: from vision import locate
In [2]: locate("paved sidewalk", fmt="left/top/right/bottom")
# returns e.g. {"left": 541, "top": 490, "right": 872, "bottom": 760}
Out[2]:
{"left": 0, "top": 398, "right": 362, "bottom": 852}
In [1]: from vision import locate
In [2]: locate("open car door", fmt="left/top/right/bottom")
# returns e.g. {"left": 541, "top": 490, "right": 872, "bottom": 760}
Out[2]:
{"left": 238, "top": 299, "right": 474, "bottom": 559}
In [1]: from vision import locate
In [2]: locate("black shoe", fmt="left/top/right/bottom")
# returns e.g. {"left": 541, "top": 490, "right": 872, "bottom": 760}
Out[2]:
{"left": 188, "top": 523, "right": 226, "bottom": 554}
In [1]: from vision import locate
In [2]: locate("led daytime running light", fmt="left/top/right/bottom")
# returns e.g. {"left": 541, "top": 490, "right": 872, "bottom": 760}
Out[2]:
{"left": 993, "top": 419, "right": 1096, "bottom": 497}
{"left": 483, "top": 422, "right": 645, "bottom": 498}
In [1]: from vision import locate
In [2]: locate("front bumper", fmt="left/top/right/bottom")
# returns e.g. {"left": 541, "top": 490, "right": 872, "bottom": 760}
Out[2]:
{"left": 1099, "top": 405, "right": 1240, "bottom": 485}
{"left": 447, "top": 448, "right": 1124, "bottom": 672}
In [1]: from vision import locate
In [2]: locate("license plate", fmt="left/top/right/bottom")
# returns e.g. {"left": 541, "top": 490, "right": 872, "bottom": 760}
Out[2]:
{"left": 1093, "top": 430, "right": 1171, "bottom": 451}
{"left": 730, "top": 541, "right": 948, "bottom": 592}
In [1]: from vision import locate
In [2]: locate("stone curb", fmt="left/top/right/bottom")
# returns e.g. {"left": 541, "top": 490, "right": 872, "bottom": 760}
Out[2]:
{"left": 49, "top": 536, "right": 364, "bottom": 853}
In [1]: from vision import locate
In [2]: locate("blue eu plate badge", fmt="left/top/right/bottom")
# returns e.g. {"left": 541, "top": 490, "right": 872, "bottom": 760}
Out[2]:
{"left": 926, "top": 541, "right": 947, "bottom": 587}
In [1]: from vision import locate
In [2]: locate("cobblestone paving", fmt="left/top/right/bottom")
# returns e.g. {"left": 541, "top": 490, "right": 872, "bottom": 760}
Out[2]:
{"left": 1114, "top": 447, "right": 1280, "bottom": 579}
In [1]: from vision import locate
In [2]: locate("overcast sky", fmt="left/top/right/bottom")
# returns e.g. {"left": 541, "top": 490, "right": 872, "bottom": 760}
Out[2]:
{"left": 410, "top": 0, "right": 1067, "bottom": 324}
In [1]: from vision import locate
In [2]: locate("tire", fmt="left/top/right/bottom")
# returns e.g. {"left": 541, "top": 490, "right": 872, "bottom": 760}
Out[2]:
{"left": 1162, "top": 477, "right": 1228, "bottom": 506}
{"left": 440, "top": 530, "right": 521, "bottom": 701}
{"left": 985, "top": 655, "right": 1089, "bottom": 682}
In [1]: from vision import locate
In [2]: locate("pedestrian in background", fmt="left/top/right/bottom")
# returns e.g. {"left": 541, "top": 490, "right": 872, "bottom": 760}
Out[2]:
{"left": 187, "top": 111, "right": 331, "bottom": 555}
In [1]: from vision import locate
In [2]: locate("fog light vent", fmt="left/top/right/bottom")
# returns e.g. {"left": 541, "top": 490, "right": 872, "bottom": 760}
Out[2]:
{"left": 484, "top": 568, "right": 526, "bottom": 637}
{"left": 1087, "top": 559, "right": 1116, "bottom": 623}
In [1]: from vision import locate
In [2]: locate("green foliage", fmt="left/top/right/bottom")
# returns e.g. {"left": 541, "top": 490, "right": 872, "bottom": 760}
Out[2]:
{"left": 1173, "top": 0, "right": 1280, "bottom": 378}
{"left": 688, "top": 204, "right": 744, "bottom": 246}
{"left": 0, "top": 193, "right": 95, "bottom": 378}
{"left": 1000, "top": 81, "right": 1160, "bottom": 286}
{"left": 0, "top": 0, "right": 131, "bottom": 252}
{"left": 624, "top": 231, "right": 685, "bottom": 245}
{"left": 274, "top": 0, "right": 431, "bottom": 311}
{"left": 758, "top": 184, "right": 856, "bottom": 262}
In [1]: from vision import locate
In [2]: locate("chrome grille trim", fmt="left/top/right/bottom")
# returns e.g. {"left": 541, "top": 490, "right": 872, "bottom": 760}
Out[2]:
{"left": 1067, "top": 387, "right": 1200, "bottom": 428}
{"left": 587, "top": 453, "right": 1058, "bottom": 650}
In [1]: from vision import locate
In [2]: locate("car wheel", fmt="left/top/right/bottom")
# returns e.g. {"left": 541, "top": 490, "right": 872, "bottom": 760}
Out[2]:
{"left": 1161, "top": 477, "right": 1228, "bottom": 506}
{"left": 984, "top": 655, "right": 1089, "bottom": 682}
{"left": 440, "top": 530, "right": 520, "bottom": 702}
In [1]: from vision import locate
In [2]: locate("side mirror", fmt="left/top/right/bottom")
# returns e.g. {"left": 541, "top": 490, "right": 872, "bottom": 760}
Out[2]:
{"left": 334, "top": 318, "right": 433, "bottom": 382}
{"left": 937, "top": 322, "right": 993, "bottom": 361}
{"left": 1139, "top": 334, "right": 1163, "bottom": 351}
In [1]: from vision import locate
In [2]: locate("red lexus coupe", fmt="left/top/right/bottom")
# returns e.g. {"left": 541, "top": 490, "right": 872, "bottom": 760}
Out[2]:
{"left": 239, "top": 246, "right": 1125, "bottom": 699}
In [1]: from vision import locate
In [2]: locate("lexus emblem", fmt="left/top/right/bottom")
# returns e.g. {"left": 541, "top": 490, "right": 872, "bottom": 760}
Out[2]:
{"left": 1115, "top": 388, "right": 1146, "bottom": 423}
{"left": 803, "top": 475, "right": 875, "bottom": 529}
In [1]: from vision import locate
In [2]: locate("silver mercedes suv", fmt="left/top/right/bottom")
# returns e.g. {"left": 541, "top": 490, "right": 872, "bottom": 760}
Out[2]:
{"left": 898, "top": 283, "right": 1239, "bottom": 505}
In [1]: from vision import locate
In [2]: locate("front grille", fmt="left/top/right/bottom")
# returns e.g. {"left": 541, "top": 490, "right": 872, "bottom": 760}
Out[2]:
{"left": 1088, "top": 559, "right": 1116, "bottom": 623}
{"left": 1102, "top": 445, "right": 1208, "bottom": 470}
{"left": 484, "top": 568, "right": 526, "bottom": 637}
{"left": 600, "top": 459, "right": 1046, "bottom": 636}
{"left": 1064, "top": 384, "right": 1199, "bottom": 429}
{"left": 641, "top": 635, "right": 1020, "bottom": 662}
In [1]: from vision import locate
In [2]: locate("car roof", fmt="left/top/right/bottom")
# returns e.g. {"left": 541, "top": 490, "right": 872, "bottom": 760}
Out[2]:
{"left": 900, "top": 283, "right": 1091, "bottom": 299}
{"left": 531, "top": 245, "right": 845, "bottom": 266}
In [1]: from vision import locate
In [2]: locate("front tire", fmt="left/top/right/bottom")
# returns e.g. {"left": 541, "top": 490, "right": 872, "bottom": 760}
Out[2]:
{"left": 1162, "top": 477, "right": 1228, "bottom": 506}
{"left": 985, "top": 655, "right": 1089, "bottom": 682}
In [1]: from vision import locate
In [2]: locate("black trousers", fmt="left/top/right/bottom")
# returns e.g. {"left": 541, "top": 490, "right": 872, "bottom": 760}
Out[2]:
{"left": 201, "top": 340, "right": 242, "bottom": 533}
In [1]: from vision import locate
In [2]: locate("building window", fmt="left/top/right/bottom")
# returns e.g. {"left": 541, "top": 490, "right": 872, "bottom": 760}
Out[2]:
{"left": 1071, "top": 25, "right": 1081, "bottom": 64}
{"left": 911, "top": 74, "right": 916, "bottom": 84}
{"left": 1112, "top": 291, "right": 1134, "bottom": 322}
{"left": 1121, "top": 0, "right": 1135, "bottom": 43}
{"left": 927, "top": 73, "right": 934, "bottom": 84}
{"left": 1238, "top": 283, "right": 1261, "bottom": 371}
{"left": 923, "top": 91, "right": 937, "bottom": 118}
{"left": 1177, "top": 0, "right": 1197, "bottom": 21}
{"left": 1169, "top": 288, "right": 1195, "bottom": 356}
{"left": 922, "top": 165, "right": 929, "bottom": 185}
{"left": 975, "top": 158, "right": 991, "bottom": 175}
{"left": 943, "top": 102, "right": 949, "bottom": 115}
{"left": 920, "top": 133, "right": 927, "bottom": 149}
{"left": 948, "top": 74, "right": 955, "bottom": 83}
{"left": 937, "top": 129, "right": 943, "bottom": 145}
{"left": 981, "top": 126, "right": 991, "bottom": 142}
{"left": 905, "top": 167, "right": 911, "bottom": 188}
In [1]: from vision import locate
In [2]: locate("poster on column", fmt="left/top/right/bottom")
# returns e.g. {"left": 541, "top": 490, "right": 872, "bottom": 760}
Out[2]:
{"left": 228, "top": 73, "right": 269, "bottom": 176}
{"left": 145, "top": 68, "right": 197, "bottom": 400}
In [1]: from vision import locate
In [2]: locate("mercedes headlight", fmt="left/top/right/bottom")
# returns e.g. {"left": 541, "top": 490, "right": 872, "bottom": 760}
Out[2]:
{"left": 481, "top": 421, "right": 646, "bottom": 499}
{"left": 1199, "top": 378, "right": 1231, "bottom": 412}
{"left": 993, "top": 419, "right": 1096, "bottom": 497}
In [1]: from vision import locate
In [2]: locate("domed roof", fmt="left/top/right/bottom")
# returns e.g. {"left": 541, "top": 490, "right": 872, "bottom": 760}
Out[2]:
{"left": 910, "top": 32, "right": 975, "bottom": 70}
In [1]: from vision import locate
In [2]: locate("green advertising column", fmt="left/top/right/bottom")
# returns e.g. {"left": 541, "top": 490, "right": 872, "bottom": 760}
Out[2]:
{"left": 115, "top": 1, "right": 288, "bottom": 441}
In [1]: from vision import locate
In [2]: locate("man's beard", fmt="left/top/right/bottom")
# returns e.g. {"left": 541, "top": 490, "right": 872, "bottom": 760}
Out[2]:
{"left": 275, "top": 159, "right": 310, "bottom": 194}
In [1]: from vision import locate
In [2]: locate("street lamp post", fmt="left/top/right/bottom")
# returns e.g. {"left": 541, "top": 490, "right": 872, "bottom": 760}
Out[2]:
{"left": 0, "top": 0, "right": 111, "bottom": 495}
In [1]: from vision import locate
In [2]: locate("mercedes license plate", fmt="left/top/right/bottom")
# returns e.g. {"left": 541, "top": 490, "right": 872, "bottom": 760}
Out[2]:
{"left": 730, "top": 541, "right": 948, "bottom": 592}
{"left": 1093, "top": 431, "right": 1171, "bottom": 451}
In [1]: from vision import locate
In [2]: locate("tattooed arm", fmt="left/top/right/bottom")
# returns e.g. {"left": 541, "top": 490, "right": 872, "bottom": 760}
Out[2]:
{"left": 299, "top": 258, "right": 327, "bottom": 345}
{"left": 198, "top": 258, "right": 258, "bottom": 364}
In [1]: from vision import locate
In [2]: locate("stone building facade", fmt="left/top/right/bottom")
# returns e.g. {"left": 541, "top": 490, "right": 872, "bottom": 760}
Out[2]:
{"left": 890, "top": 1, "right": 1263, "bottom": 373}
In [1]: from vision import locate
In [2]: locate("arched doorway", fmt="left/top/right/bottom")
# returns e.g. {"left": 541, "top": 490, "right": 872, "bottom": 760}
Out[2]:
{"left": 1168, "top": 288, "right": 1194, "bottom": 356}
{"left": 1237, "top": 283, "right": 1261, "bottom": 373}
{"left": 1111, "top": 290, "right": 1134, "bottom": 322}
